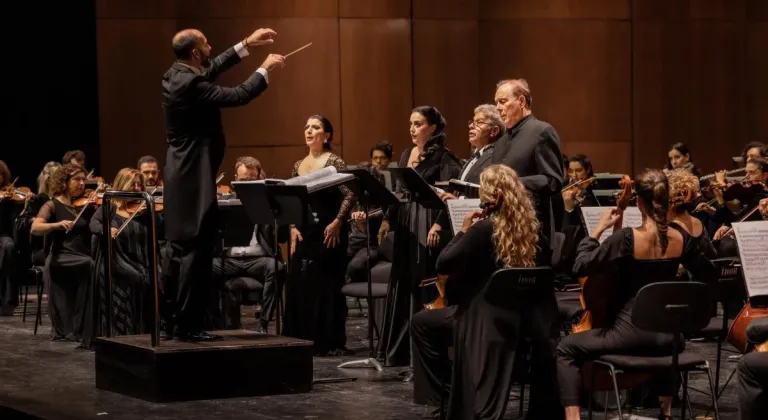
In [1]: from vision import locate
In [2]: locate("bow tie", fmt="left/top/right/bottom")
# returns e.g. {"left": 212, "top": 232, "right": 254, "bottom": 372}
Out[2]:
{"left": 470, "top": 151, "right": 481, "bottom": 160}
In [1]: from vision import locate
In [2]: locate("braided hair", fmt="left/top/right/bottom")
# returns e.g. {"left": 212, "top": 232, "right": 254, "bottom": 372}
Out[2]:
{"left": 635, "top": 169, "right": 671, "bottom": 254}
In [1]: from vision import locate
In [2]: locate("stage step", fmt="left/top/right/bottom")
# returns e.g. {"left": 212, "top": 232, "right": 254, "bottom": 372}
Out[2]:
{"left": 93, "top": 329, "right": 313, "bottom": 402}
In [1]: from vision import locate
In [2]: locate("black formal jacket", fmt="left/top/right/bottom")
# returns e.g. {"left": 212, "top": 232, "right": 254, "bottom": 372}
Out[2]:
{"left": 435, "top": 143, "right": 495, "bottom": 231}
{"left": 492, "top": 115, "right": 564, "bottom": 250}
{"left": 162, "top": 47, "right": 268, "bottom": 240}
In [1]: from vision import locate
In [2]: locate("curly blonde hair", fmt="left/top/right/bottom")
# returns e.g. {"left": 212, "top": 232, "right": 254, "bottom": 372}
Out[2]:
{"left": 666, "top": 168, "right": 699, "bottom": 212}
{"left": 479, "top": 165, "right": 539, "bottom": 268}
{"left": 112, "top": 168, "right": 145, "bottom": 208}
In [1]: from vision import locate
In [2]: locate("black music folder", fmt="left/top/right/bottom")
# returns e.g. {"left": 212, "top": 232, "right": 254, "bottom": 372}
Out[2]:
{"left": 389, "top": 167, "right": 444, "bottom": 210}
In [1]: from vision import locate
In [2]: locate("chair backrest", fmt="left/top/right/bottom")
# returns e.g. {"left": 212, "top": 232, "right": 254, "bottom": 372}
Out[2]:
{"left": 550, "top": 232, "right": 566, "bottom": 268}
{"left": 483, "top": 267, "right": 554, "bottom": 309}
{"left": 632, "top": 281, "right": 711, "bottom": 334}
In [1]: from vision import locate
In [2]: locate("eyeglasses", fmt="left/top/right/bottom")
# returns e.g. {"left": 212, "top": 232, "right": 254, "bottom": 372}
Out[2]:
{"left": 468, "top": 120, "right": 489, "bottom": 128}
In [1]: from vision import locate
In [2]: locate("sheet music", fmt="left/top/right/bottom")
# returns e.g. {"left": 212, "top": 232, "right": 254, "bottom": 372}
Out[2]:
{"left": 580, "top": 206, "right": 643, "bottom": 243}
{"left": 733, "top": 221, "right": 768, "bottom": 298}
{"left": 283, "top": 166, "right": 354, "bottom": 193}
{"left": 446, "top": 199, "right": 481, "bottom": 235}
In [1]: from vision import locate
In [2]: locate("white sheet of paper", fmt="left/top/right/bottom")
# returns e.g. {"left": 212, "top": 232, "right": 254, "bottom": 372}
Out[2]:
{"left": 732, "top": 221, "right": 768, "bottom": 298}
{"left": 446, "top": 199, "right": 481, "bottom": 235}
{"left": 580, "top": 206, "right": 643, "bottom": 243}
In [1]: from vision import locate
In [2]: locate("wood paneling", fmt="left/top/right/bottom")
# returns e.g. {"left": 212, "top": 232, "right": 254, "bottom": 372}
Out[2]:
{"left": 96, "top": 19, "right": 177, "bottom": 178}
{"left": 412, "top": 20, "right": 479, "bottom": 156}
{"left": 480, "top": 20, "right": 632, "bottom": 150}
{"left": 632, "top": 0, "right": 745, "bottom": 20}
{"left": 480, "top": 0, "right": 629, "bottom": 20}
{"left": 412, "top": 0, "right": 478, "bottom": 20}
{"left": 747, "top": 0, "right": 768, "bottom": 20}
{"left": 173, "top": 18, "right": 341, "bottom": 148}
{"left": 562, "top": 141, "right": 633, "bottom": 174}
{"left": 746, "top": 22, "right": 768, "bottom": 142}
{"left": 96, "top": 0, "right": 337, "bottom": 19}
{"left": 339, "top": 0, "right": 410, "bottom": 18}
{"left": 339, "top": 19, "right": 412, "bottom": 163}
{"left": 221, "top": 146, "right": 308, "bottom": 180}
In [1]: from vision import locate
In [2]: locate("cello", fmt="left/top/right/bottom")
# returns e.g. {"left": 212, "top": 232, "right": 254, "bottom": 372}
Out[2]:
{"left": 727, "top": 302, "right": 768, "bottom": 353}
{"left": 572, "top": 175, "right": 633, "bottom": 333}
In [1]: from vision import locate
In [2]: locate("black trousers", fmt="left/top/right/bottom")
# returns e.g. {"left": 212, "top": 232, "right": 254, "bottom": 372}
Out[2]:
{"left": 737, "top": 352, "right": 768, "bottom": 420}
{"left": 556, "top": 308, "right": 677, "bottom": 406}
{"left": 212, "top": 256, "right": 283, "bottom": 328}
{"left": 162, "top": 206, "right": 217, "bottom": 334}
{"left": 0, "top": 236, "right": 18, "bottom": 311}
{"left": 411, "top": 306, "right": 457, "bottom": 406}
{"left": 346, "top": 244, "right": 379, "bottom": 284}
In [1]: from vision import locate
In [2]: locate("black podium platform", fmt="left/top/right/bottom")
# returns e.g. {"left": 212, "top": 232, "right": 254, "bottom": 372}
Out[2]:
{"left": 92, "top": 330, "right": 313, "bottom": 402}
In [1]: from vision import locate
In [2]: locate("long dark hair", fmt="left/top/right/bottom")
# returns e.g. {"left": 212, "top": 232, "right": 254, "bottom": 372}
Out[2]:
{"left": 0, "top": 160, "right": 10, "bottom": 188}
{"left": 666, "top": 142, "right": 692, "bottom": 169}
{"left": 412, "top": 106, "right": 447, "bottom": 162}
{"left": 634, "top": 169, "right": 671, "bottom": 254}
{"left": 741, "top": 141, "right": 767, "bottom": 164}
{"left": 569, "top": 154, "right": 595, "bottom": 178}
{"left": 308, "top": 114, "right": 334, "bottom": 152}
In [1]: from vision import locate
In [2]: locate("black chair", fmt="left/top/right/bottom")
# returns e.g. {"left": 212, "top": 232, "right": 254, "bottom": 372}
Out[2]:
{"left": 589, "top": 281, "right": 720, "bottom": 420}
{"left": 220, "top": 276, "right": 264, "bottom": 329}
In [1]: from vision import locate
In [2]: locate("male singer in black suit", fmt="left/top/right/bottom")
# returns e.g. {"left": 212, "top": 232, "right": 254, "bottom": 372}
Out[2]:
{"left": 491, "top": 78, "right": 565, "bottom": 419}
{"left": 161, "top": 28, "right": 285, "bottom": 341}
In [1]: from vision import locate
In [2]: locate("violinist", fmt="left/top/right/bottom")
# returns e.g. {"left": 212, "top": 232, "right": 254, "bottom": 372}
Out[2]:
{"left": 63, "top": 150, "right": 86, "bottom": 167}
{"left": 666, "top": 169, "right": 717, "bottom": 259}
{"left": 736, "top": 317, "right": 768, "bottom": 420}
{"left": 370, "top": 141, "right": 393, "bottom": 171}
{"left": 137, "top": 155, "right": 162, "bottom": 187}
{"left": 213, "top": 156, "right": 284, "bottom": 334}
{"left": 89, "top": 168, "right": 160, "bottom": 337}
{"left": 0, "top": 160, "right": 20, "bottom": 315}
{"left": 711, "top": 157, "right": 768, "bottom": 251}
{"left": 14, "top": 162, "right": 62, "bottom": 269}
{"left": 558, "top": 155, "right": 598, "bottom": 282}
{"left": 557, "top": 169, "right": 715, "bottom": 420}
{"left": 30, "top": 163, "right": 95, "bottom": 342}
{"left": 411, "top": 164, "right": 559, "bottom": 419}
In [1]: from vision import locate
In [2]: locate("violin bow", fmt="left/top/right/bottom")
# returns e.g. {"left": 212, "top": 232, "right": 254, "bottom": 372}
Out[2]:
{"left": 721, "top": 204, "right": 762, "bottom": 238}
{"left": 69, "top": 182, "right": 103, "bottom": 231}
{"left": 115, "top": 186, "right": 158, "bottom": 238}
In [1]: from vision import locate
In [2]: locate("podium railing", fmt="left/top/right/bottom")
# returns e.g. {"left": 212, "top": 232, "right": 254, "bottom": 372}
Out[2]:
{"left": 100, "top": 191, "right": 161, "bottom": 347}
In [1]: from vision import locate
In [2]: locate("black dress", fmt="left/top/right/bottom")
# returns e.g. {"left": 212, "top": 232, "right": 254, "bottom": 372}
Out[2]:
{"left": 89, "top": 206, "right": 162, "bottom": 338}
{"left": 283, "top": 154, "right": 356, "bottom": 355}
{"left": 37, "top": 199, "right": 94, "bottom": 341}
{"left": 0, "top": 198, "right": 22, "bottom": 313}
{"left": 379, "top": 146, "right": 461, "bottom": 366}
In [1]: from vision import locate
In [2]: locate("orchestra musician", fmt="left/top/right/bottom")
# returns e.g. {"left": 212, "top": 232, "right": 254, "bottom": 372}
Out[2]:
{"left": 160, "top": 27, "right": 284, "bottom": 341}
{"left": 347, "top": 162, "right": 386, "bottom": 285}
{"left": 736, "top": 317, "right": 768, "bottom": 420}
{"left": 711, "top": 157, "right": 768, "bottom": 250}
{"left": 370, "top": 141, "right": 393, "bottom": 171}
{"left": 558, "top": 154, "right": 599, "bottom": 282}
{"left": 411, "top": 164, "right": 559, "bottom": 419}
{"left": 492, "top": 79, "right": 564, "bottom": 261}
{"left": 557, "top": 169, "right": 716, "bottom": 420}
{"left": 741, "top": 141, "right": 767, "bottom": 165}
{"left": 760, "top": 197, "right": 768, "bottom": 220}
{"left": 0, "top": 160, "right": 19, "bottom": 315}
{"left": 14, "top": 162, "right": 62, "bottom": 271}
{"left": 31, "top": 163, "right": 95, "bottom": 342}
{"left": 666, "top": 142, "right": 700, "bottom": 177}
{"left": 284, "top": 115, "right": 356, "bottom": 356}
{"left": 666, "top": 169, "right": 717, "bottom": 259}
{"left": 377, "top": 106, "right": 461, "bottom": 366}
{"left": 213, "top": 156, "right": 284, "bottom": 333}
{"left": 63, "top": 150, "right": 86, "bottom": 168}
{"left": 137, "top": 155, "right": 162, "bottom": 187}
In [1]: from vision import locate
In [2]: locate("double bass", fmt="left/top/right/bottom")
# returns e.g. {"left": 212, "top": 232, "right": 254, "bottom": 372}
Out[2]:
{"left": 727, "top": 302, "right": 768, "bottom": 353}
{"left": 572, "top": 175, "right": 633, "bottom": 333}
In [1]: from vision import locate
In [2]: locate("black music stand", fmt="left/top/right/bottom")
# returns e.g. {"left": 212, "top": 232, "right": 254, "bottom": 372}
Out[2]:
{"left": 231, "top": 181, "right": 310, "bottom": 336}
{"left": 448, "top": 179, "right": 480, "bottom": 199}
{"left": 388, "top": 168, "right": 445, "bottom": 381}
{"left": 337, "top": 169, "right": 400, "bottom": 371}
{"left": 216, "top": 200, "right": 256, "bottom": 329}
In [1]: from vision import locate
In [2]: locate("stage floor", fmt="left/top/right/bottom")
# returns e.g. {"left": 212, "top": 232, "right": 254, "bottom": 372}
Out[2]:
{"left": 0, "top": 302, "right": 744, "bottom": 420}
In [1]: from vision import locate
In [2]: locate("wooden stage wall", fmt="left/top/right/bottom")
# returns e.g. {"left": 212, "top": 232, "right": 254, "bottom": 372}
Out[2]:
{"left": 96, "top": 0, "right": 768, "bottom": 180}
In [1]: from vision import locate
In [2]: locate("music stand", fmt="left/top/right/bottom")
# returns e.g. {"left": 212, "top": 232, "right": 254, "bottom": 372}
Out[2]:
{"left": 337, "top": 169, "right": 400, "bottom": 371}
{"left": 230, "top": 181, "right": 309, "bottom": 335}
{"left": 215, "top": 199, "right": 256, "bottom": 328}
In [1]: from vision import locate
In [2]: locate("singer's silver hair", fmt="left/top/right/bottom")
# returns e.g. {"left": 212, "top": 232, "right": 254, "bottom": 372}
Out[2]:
{"left": 473, "top": 104, "right": 506, "bottom": 140}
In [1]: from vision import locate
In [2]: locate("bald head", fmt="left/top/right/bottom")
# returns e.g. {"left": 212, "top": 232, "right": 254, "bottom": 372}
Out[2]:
{"left": 172, "top": 29, "right": 204, "bottom": 60}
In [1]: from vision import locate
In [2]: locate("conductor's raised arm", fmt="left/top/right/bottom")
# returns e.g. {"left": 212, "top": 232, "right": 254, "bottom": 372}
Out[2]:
{"left": 194, "top": 54, "right": 285, "bottom": 107}
{"left": 206, "top": 28, "right": 278, "bottom": 82}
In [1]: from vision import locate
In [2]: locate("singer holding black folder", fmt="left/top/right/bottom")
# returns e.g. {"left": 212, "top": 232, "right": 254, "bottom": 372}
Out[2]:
{"left": 160, "top": 28, "right": 285, "bottom": 342}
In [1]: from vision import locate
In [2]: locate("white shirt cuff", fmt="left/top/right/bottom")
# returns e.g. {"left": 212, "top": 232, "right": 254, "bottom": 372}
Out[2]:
{"left": 256, "top": 68, "right": 269, "bottom": 84}
{"left": 234, "top": 42, "right": 249, "bottom": 58}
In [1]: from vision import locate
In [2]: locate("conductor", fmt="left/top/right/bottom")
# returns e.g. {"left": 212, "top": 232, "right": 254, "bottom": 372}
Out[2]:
{"left": 161, "top": 28, "right": 285, "bottom": 341}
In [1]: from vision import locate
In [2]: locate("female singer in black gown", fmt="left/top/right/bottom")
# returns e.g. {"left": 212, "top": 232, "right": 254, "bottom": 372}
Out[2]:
{"left": 378, "top": 106, "right": 461, "bottom": 366}
{"left": 90, "top": 168, "right": 161, "bottom": 337}
{"left": 285, "top": 115, "right": 356, "bottom": 356}
{"left": 31, "top": 163, "right": 95, "bottom": 341}
{"left": 557, "top": 169, "right": 716, "bottom": 420}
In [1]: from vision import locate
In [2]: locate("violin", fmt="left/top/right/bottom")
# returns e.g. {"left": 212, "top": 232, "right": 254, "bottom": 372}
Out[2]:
{"left": 722, "top": 181, "right": 767, "bottom": 202}
{"left": 573, "top": 175, "right": 633, "bottom": 334}
{"left": 562, "top": 176, "right": 597, "bottom": 197}
{"left": 1, "top": 178, "right": 32, "bottom": 202}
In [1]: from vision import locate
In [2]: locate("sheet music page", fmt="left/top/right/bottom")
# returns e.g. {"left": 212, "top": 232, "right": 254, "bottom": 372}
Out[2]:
{"left": 284, "top": 166, "right": 355, "bottom": 193}
{"left": 580, "top": 206, "right": 643, "bottom": 243}
{"left": 446, "top": 199, "right": 481, "bottom": 235}
{"left": 733, "top": 221, "right": 768, "bottom": 298}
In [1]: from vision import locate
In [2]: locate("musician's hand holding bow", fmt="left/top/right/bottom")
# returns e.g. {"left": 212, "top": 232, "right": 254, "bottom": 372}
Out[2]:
{"left": 591, "top": 208, "right": 621, "bottom": 240}
{"left": 324, "top": 219, "right": 341, "bottom": 248}
{"left": 427, "top": 224, "right": 441, "bottom": 248}
{"left": 57, "top": 220, "right": 74, "bottom": 233}
{"left": 713, "top": 225, "right": 731, "bottom": 240}
{"left": 460, "top": 210, "right": 483, "bottom": 233}
{"left": 694, "top": 202, "right": 716, "bottom": 215}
